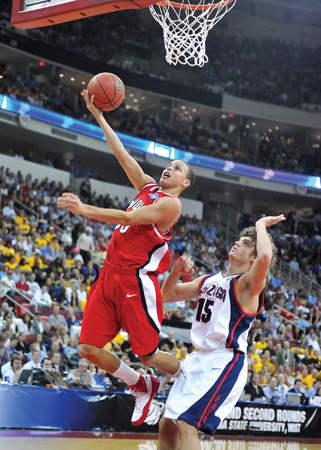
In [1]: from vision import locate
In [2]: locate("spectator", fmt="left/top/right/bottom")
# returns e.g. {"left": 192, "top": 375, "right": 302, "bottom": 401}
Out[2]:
{"left": 263, "top": 377, "right": 280, "bottom": 401}
{"left": 287, "top": 379, "right": 307, "bottom": 404}
{"left": 17, "top": 313, "right": 33, "bottom": 335}
{"left": 41, "top": 358, "right": 53, "bottom": 368}
{"left": 42, "top": 322, "right": 52, "bottom": 347}
{"left": 2, "top": 201, "right": 16, "bottom": 220}
{"left": 15, "top": 332, "right": 30, "bottom": 354}
{"left": 31, "top": 312, "right": 45, "bottom": 335}
{"left": 57, "top": 325, "right": 69, "bottom": 348}
{"left": 244, "top": 372, "right": 266, "bottom": 401}
{"left": 26, "top": 341, "right": 48, "bottom": 362}
{"left": 48, "top": 306, "right": 68, "bottom": 330}
{"left": 16, "top": 273, "right": 32, "bottom": 298}
{"left": 93, "top": 367, "right": 111, "bottom": 388}
{"left": 276, "top": 373, "right": 288, "bottom": 402}
{"left": 159, "top": 330, "right": 177, "bottom": 352}
{"left": 4, "top": 356, "right": 22, "bottom": 384}
{"left": 31, "top": 285, "right": 53, "bottom": 308}
{"left": 284, "top": 366, "right": 295, "bottom": 386}
{"left": 0, "top": 270, "right": 16, "bottom": 304}
{"left": 50, "top": 351, "right": 67, "bottom": 375}
{"left": 275, "top": 340, "right": 295, "bottom": 371}
{"left": 63, "top": 338, "right": 78, "bottom": 360}
{"left": 76, "top": 227, "right": 94, "bottom": 265}
{"left": 67, "top": 358, "right": 95, "bottom": 385}
{"left": 307, "top": 380, "right": 321, "bottom": 397}
{"left": 22, "top": 349, "right": 42, "bottom": 370}
{"left": 66, "top": 310, "right": 81, "bottom": 330}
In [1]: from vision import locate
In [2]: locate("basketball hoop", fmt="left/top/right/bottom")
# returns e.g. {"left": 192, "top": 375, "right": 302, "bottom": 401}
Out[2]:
{"left": 149, "top": 0, "right": 236, "bottom": 67}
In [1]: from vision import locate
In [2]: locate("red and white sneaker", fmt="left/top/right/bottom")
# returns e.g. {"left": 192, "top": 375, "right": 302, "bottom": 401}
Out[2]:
{"left": 128, "top": 374, "right": 160, "bottom": 427}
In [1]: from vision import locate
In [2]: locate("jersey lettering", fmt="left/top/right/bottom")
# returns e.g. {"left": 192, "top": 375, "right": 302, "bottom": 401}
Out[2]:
{"left": 114, "top": 199, "right": 145, "bottom": 234}
{"left": 196, "top": 298, "right": 215, "bottom": 324}
{"left": 201, "top": 284, "right": 226, "bottom": 303}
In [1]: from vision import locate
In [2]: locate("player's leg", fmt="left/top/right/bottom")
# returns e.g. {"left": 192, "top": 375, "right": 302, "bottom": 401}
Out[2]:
{"left": 140, "top": 351, "right": 181, "bottom": 376}
{"left": 177, "top": 420, "right": 200, "bottom": 450}
{"left": 158, "top": 418, "right": 180, "bottom": 450}
{"left": 79, "top": 268, "right": 141, "bottom": 387}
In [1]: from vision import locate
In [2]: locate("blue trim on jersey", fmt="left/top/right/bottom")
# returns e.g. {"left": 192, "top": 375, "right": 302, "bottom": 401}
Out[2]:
{"left": 200, "top": 274, "right": 215, "bottom": 288}
{"left": 226, "top": 276, "right": 263, "bottom": 350}
{"left": 178, "top": 350, "right": 245, "bottom": 435}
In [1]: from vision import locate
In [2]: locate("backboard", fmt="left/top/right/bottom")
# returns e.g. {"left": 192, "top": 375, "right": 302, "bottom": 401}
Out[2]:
{"left": 11, "top": 0, "right": 158, "bottom": 29}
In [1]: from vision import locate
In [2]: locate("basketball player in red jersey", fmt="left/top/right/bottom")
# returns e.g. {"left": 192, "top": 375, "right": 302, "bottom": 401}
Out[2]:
{"left": 57, "top": 91, "right": 196, "bottom": 426}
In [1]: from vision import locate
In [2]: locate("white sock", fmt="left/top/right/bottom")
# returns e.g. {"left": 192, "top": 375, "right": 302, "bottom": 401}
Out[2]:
{"left": 173, "top": 361, "right": 182, "bottom": 378}
{"left": 113, "top": 360, "right": 140, "bottom": 386}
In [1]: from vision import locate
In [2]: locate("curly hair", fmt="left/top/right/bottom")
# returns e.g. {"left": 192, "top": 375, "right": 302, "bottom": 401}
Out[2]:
{"left": 240, "top": 226, "right": 277, "bottom": 269}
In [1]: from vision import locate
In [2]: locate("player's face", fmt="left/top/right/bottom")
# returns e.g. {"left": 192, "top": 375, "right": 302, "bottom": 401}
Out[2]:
{"left": 160, "top": 160, "right": 190, "bottom": 190}
{"left": 229, "top": 237, "right": 256, "bottom": 265}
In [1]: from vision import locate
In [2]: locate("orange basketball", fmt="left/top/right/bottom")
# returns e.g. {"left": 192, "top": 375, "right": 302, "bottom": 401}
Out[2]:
{"left": 87, "top": 73, "right": 125, "bottom": 111}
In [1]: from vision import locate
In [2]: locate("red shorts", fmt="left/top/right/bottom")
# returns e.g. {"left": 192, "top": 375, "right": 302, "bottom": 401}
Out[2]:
{"left": 79, "top": 261, "right": 163, "bottom": 356}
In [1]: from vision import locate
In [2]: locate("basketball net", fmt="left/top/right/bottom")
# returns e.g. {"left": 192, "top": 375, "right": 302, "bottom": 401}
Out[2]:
{"left": 149, "top": 0, "right": 236, "bottom": 67}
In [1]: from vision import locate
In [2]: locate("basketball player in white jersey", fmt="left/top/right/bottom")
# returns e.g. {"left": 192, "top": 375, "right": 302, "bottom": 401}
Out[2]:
{"left": 158, "top": 214, "right": 285, "bottom": 450}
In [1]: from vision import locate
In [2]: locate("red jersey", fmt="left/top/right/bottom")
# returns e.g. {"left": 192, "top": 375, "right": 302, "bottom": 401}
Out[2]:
{"left": 106, "top": 183, "right": 180, "bottom": 273}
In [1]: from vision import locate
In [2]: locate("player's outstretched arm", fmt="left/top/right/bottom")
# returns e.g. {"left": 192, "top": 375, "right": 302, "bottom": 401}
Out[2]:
{"left": 161, "top": 256, "right": 201, "bottom": 303}
{"left": 237, "top": 215, "right": 285, "bottom": 310}
{"left": 83, "top": 90, "right": 154, "bottom": 192}
{"left": 57, "top": 194, "right": 180, "bottom": 230}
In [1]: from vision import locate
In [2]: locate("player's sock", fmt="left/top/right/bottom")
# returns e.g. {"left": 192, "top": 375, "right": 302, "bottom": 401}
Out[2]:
{"left": 113, "top": 360, "right": 140, "bottom": 386}
{"left": 173, "top": 361, "right": 183, "bottom": 378}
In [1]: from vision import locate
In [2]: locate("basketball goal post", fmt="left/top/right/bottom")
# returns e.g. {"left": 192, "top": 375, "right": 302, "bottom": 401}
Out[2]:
{"left": 11, "top": 0, "right": 236, "bottom": 67}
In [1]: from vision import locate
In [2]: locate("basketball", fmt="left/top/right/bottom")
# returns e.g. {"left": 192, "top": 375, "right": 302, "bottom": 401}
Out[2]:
{"left": 87, "top": 72, "right": 125, "bottom": 111}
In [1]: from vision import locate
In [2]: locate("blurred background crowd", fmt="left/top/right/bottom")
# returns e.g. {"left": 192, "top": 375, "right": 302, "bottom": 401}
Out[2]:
{"left": 0, "top": 166, "right": 320, "bottom": 401}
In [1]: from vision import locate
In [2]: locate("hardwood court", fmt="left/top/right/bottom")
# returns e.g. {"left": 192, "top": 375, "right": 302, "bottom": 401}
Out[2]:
{"left": 0, "top": 431, "right": 320, "bottom": 450}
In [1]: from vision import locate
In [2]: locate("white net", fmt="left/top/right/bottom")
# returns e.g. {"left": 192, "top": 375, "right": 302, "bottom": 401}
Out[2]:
{"left": 149, "top": 0, "right": 236, "bottom": 67}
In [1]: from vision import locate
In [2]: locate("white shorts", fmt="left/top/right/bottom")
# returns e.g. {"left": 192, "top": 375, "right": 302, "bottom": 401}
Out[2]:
{"left": 164, "top": 348, "right": 247, "bottom": 434}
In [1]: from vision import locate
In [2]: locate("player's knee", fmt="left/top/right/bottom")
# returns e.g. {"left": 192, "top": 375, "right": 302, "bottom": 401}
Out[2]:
{"left": 177, "top": 420, "right": 198, "bottom": 439}
{"left": 78, "top": 343, "right": 98, "bottom": 360}
{"left": 159, "top": 418, "right": 178, "bottom": 443}
{"left": 139, "top": 353, "right": 158, "bottom": 367}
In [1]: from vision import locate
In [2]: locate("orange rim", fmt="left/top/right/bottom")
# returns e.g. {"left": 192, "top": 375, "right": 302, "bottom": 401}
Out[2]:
{"left": 157, "top": 0, "right": 234, "bottom": 10}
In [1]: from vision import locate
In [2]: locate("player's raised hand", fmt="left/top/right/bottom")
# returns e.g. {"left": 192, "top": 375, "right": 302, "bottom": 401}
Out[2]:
{"left": 82, "top": 89, "right": 102, "bottom": 120}
{"left": 172, "top": 256, "right": 195, "bottom": 276}
{"left": 57, "top": 193, "right": 85, "bottom": 215}
{"left": 256, "top": 214, "right": 286, "bottom": 228}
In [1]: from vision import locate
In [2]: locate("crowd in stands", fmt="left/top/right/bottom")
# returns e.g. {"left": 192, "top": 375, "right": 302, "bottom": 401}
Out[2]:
{"left": 1, "top": 61, "right": 320, "bottom": 178}
{"left": 1, "top": 4, "right": 319, "bottom": 110}
{"left": 0, "top": 166, "right": 321, "bottom": 402}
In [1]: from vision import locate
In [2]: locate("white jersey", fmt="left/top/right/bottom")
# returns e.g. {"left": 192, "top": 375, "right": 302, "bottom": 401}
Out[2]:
{"left": 191, "top": 272, "right": 264, "bottom": 354}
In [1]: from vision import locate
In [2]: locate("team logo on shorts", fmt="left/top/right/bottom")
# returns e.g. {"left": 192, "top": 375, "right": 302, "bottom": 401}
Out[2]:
{"left": 149, "top": 193, "right": 159, "bottom": 200}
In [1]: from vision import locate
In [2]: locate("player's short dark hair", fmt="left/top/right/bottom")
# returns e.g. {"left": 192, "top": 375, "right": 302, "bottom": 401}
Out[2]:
{"left": 240, "top": 226, "right": 277, "bottom": 269}
{"left": 182, "top": 162, "right": 196, "bottom": 191}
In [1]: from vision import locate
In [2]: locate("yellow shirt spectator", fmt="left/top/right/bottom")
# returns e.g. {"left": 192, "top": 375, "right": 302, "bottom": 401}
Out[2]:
{"left": 2, "top": 246, "right": 15, "bottom": 257}
{"left": 20, "top": 263, "right": 32, "bottom": 272}
{"left": 300, "top": 374, "right": 309, "bottom": 390}
{"left": 15, "top": 215, "right": 30, "bottom": 226}
{"left": 45, "top": 230, "right": 56, "bottom": 242}
{"left": 27, "top": 256, "right": 44, "bottom": 268}
{"left": 253, "top": 362, "right": 263, "bottom": 373}
{"left": 19, "top": 223, "right": 30, "bottom": 234}
{"left": 3, "top": 261, "right": 17, "bottom": 270}
{"left": 256, "top": 341, "right": 267, "bottom": 351}
{"left": 52, "top": 241, "right": 60, "bottom": 251}
{"left": 305, "top": 374, "right": 316, "bottom": 391}
{"left": 35, "top": 237, "right": 48, "bottom": 249}
{"left": 65, "top": 258, "right": 75, "bottom": 269}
